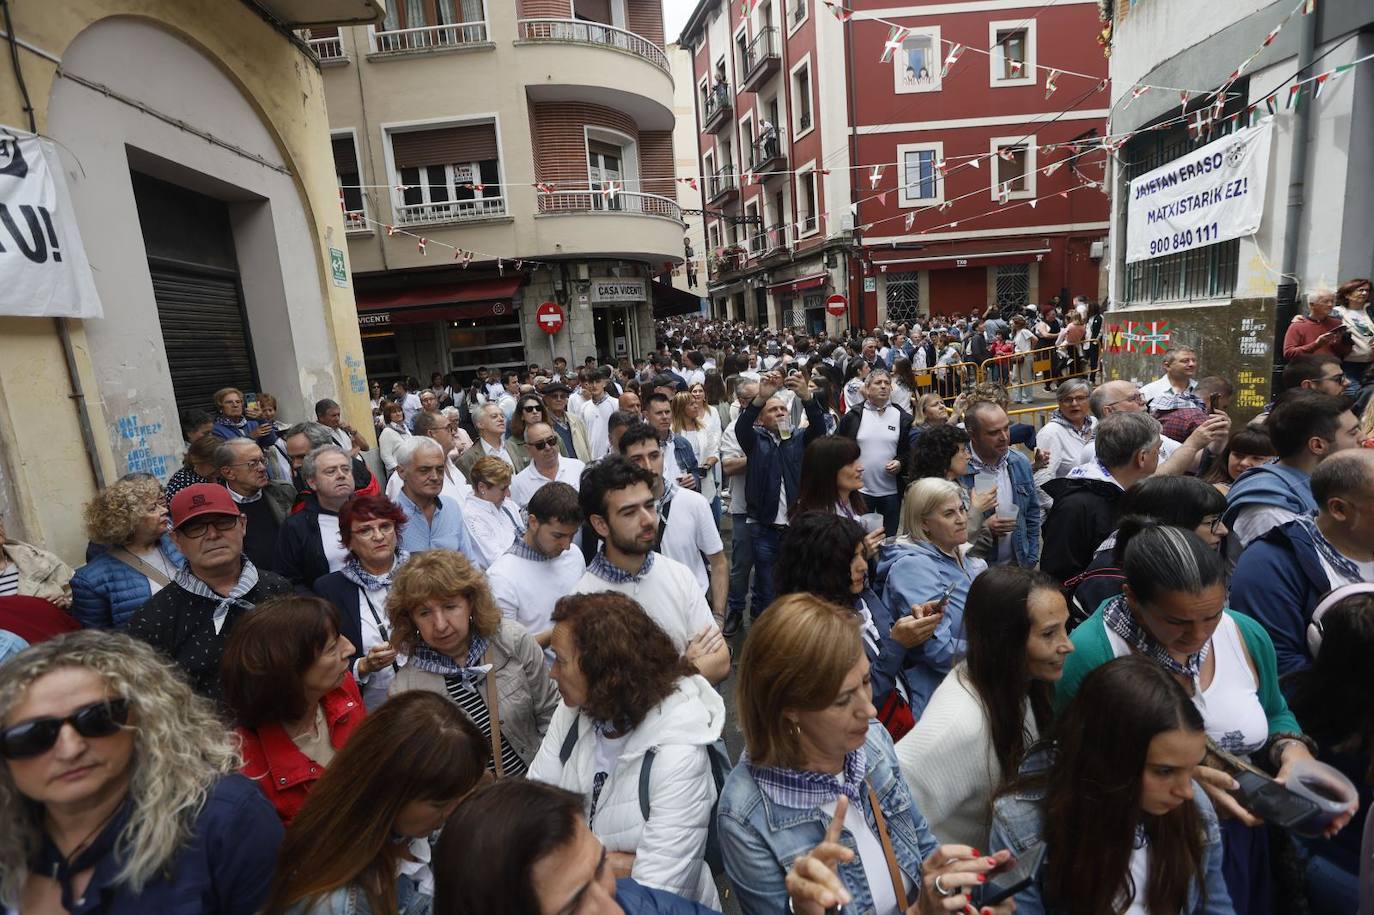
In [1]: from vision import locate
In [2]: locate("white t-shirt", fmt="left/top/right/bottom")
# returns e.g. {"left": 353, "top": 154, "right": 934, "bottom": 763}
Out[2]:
{"left": 510, "top": 457, "right": 586, "bottom": 510}
{"left": 720, "top": 420, "right": 747, "bottom": 516}
{"left": 462, "top": 495, "right": 523, "bottom": 570}
{"left": 317, "top": 514, "right": 349, "bottom": 574}
{"left": 855, "top": 405, "right": 902, "bottom": 497}
{"left": 1079, "top": 434, "right": 1181, "bottom": 469}
{"left": 127, "top": 544, "right": 176, "bottom": 596}
{"left": 582, "top": 396, "right": 619, "bottom": 459}
{"left": 488, "top": 545, "right": 587, "bottom": 660}
{"left": 571, "top": 553, "right": 718, "bottom": 653}
{"left": 386, "top": 461, "right": 471, "bottom": 505}
{"left": 819, "top": 797, "right": 914, "bottom": 915}
{"left": 356, "top": 583, "right": 395, "bottom": 709}
{"left": 1229, "top": 504, "right": 1299, "bottom": 549}
{"left": 660, "top": 488, "right": 725, "bottom": 593}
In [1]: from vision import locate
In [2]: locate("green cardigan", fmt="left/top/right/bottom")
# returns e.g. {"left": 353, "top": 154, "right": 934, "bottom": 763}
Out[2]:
{"left": 1054, "top": 603, "right": 1302, "bottom": 737}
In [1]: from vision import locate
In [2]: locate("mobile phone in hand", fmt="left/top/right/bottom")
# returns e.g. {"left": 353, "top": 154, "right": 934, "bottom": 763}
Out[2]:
{"left": 919, "top": 582, "right": 957, "bottom": 617}
{"left": 980, "top": 843, "right": 1046, "bottom": 907}
{"left": 1233, "top": 771, "right": 1321, "bottom": 829}
{"left": 1208, "top": 392, "right": 1221, "bottom": 412}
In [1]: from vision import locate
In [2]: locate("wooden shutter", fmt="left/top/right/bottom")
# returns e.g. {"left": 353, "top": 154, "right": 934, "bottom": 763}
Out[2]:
{"left": 331, "top": 137, "right": 358, "bottom": 173}
{"left": 392, "top": 124, "right": 498, "bottom": 168}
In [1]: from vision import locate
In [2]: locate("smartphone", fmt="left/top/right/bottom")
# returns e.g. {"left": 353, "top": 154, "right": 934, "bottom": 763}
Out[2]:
{"left": 920, "top": 582, "right": 957, "bottom": 617}
{"left": 1208, "top": 392, "right": 1221, "bottom": 412}
{"left": 980, "top": 842, "right": 1046, "bottom": 907}
{"left": 1233, "top": 770, "right": 1321, "bottom": 829}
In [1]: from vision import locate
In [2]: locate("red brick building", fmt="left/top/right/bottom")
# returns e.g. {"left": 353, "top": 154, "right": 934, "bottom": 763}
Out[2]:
{"left": 679, "top": 0, "right": 1110, "bottom": 330}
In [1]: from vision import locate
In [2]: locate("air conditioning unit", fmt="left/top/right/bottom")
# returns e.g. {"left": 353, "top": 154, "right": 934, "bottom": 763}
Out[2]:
{"left": 1090, "top": 240, "right": 1105, "bottom": 259}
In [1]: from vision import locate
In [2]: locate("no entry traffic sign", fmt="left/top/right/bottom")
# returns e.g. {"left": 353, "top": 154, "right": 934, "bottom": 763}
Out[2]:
{"left": 825, "top": 294, "right": 847, "bottom": 317}
{"left": 537, "top": 301, "right": 564, "bottom": 335}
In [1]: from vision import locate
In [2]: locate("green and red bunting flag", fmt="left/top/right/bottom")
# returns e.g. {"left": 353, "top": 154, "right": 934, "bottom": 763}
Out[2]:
{"left": 1312, "top": 73, "right": 1330, "bottom": 98}
{"left": 1303, "top": 0, "right": 1316, "bottom": 14}
{"left": 1044, "top": 69, "right": 1059, "bottom": 99}
{"left": 1287, "top": 83, "right": 1302, "bottom": 108}
{"left": 741, "top": 0, "right": 755, "bottom": 16}
{"left": 940, "top": 43, "right": 964, "bottom": 79}
{"left": 1265, "top": 93, "right": 1278, "bottom": 114}
{"left": 881, "top": 26, "right": 908, "bottom": 64}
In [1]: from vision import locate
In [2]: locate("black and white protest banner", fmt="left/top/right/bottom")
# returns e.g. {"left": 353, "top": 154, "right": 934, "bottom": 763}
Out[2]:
{"left": 0, "top": 127, "right": 103, "bottom": 318}
{"left": 1125, "top": 119, "right": 1274, "bottom": 264}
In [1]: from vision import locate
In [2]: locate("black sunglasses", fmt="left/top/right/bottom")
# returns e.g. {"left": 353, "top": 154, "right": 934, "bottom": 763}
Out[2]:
{"left": 529, "top": 437, "right": 560, "bottom": 451}
{"left": 0, "top": 698, "right": 131, "bottom": 760}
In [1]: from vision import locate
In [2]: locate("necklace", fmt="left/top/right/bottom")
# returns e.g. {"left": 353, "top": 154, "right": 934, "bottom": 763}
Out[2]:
{"left": 48, "top": 800, "right": 123, "bottom": 873}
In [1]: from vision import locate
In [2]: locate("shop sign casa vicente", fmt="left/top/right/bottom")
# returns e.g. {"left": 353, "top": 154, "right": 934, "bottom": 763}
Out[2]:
{"left": 590, "top": 278, "right": 646, "bottom": 303}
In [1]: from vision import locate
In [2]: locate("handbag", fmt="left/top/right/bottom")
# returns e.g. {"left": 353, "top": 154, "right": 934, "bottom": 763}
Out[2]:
{"left": 876, "top": 690, "right": 915, "bottom": 743}
{"left": 865, "top": 780, "right": 910, "bottom": 911}
{"left": 109, "top": 546, "right": 173, "bottom": 588}
{"left": 484, "top": 646, "right": 504, "bottom": 778}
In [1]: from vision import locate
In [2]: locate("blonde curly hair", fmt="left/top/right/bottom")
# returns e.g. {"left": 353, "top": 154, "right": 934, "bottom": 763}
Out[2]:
{"left": 84, "top": 475, "right": 163, "bottom": 546}
{"left": 0, "top": 631, "right": 238, "bottom": 905}
{"left": 386, "top": 550, "right": 501, "bottom": 653}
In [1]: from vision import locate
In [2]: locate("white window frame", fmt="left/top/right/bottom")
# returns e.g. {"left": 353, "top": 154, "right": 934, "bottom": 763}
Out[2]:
{"left": 787, "top": 0, "right": 808, "bottom": 37}
{"left": 891, "top": 25, "right": 941, "bottom": 95}
{"left": 331, "top": 127, "right": 370, "bottom": 232}
{"left": 794, "top": 159, "right": 819, "bottom": 238}
{"left": 789, "top": 54, "right": 814, "bottom": 141}
{"left": 987, "top": 19, "right": 1037, "bottom": 88}
{"left": 584, "top": 126, "right": 640, "bottom": 191}
{"left": 989, "top": 135, "right": 1036, "bottom": 200}
{"left": 698, "top": 75, "right": 711, "bottom": 116}
{"left": 733, "top": 24, "right": 749, "bottom": 85}
{"left": 738, "top": 110, "right": 756, "bottom": 169}
{"left": 896, "top": 140, "right": 945, "bottom": 208}
{"left": 745, "top": 200, "right": 763, "bottom": 256}
{"left": 381, "top": 113, "right": 506, "bottom": 226}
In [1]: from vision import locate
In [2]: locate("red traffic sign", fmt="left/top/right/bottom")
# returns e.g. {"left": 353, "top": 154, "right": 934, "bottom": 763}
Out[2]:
{"left": 536, "top": 301, "right": 564, "bottom": 335}
{"left": 825, "top": 293, "right": 847, "bottom": 317}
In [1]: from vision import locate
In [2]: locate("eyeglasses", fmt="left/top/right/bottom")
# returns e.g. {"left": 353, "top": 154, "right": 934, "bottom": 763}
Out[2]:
{"left": 529, "top": 437, "right": 560, "bottom": 451}
{"left": 1319, "top": 373, "right": 1346, "bottom": 384}
{"left": 0, "top": 698, "right": 131, "bottom": 760}
{"left": 228, "top": 459, "right": 267, "bottom": 469}
{"left": 1104, "top": 392, "right": 1145, "bottom": 409}
{"left": 179, "top": 515, "right": 239, "bottom": 538}
{"left": 1200, "top": 515, "right": 1226, "bottom": 534}
{"left": 522, "top": 404, "right": 543, "bottom": 413}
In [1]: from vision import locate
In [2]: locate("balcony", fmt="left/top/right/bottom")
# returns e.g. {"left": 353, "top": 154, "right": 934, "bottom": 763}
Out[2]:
{"left": 703, "top": 85, "right": 732, "bottom": 134}
{"left": 707, "top": 168, "right": 738, "bottom": 204}
{"left": 750, "top": 138, "right": 787, "bottom": 177}
{"left": 260, "top": 0, "right": 382, "bottom": 27}
{"left": 790, "top": 0, "right": 807, "bottom": 28}
{"left": 533, "top": 189, "right": 686, "bottom": 263}
{"left": 710, "top": 247, "right": 747, "bottom": 277}
{"left": 370, "top": 22, "right": 491, "bottom": 56}
{"left": 516, "top": 19, "right": 675, "bottom": 130}
{"left": 344, "top": 209, "right": 371, "bottom": 234}
{"left": 393, "top": 197, "right": 508, "bottom": 227}
{"left": 740, "top": 27, "right": 780, "bottom": 93}
{"left": 306, "top": 34, "right": 348, "bottom": 65}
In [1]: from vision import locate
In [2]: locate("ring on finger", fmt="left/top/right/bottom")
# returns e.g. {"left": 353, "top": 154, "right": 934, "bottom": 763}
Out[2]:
{"left": 933, "top": 874, "right": 957, "bottom": 897}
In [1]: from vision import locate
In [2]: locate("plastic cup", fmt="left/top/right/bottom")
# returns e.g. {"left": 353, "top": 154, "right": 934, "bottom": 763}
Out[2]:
{"left": 859, "top": 512, "right": 886, "bottom": 533}
{"left": 1286, "top": 758, "right": 1358, "bottom": 837}
{"left": 974, "top": 472, "right": 998, "bottom": 495}
{"left": 995, "top": 503, "right": 1019, "bottom": 522}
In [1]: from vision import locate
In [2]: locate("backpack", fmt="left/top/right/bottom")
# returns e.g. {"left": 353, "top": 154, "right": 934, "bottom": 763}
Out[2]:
{"left": 559, "top": 712, "right": 733, "bottom": 875}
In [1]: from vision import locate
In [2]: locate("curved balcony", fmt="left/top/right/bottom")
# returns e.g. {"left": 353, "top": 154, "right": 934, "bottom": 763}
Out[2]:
{"left": 515, "top": 19, "right": 674, "bottom": 131}
{"left": 533, "top": 189, "right": 685, "bottom": 263}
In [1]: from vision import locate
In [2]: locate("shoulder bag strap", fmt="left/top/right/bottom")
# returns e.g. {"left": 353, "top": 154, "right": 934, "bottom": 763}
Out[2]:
{"left": 109, "top": 546, "right": 173, "bottom": 588}
{"left": 865, "top": 780, "right": 910, "bottom": 912}
{"left": 483, "top": 646, "right": 504, "bottom": 778}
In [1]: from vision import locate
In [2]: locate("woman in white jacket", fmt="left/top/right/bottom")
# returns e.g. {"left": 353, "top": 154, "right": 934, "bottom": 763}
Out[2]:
{"left": 530, "top": 591, "right": 725, "bottom": 908}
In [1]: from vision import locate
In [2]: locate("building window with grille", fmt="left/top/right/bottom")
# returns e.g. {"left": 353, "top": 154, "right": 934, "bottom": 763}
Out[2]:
{"left": 995, "top": 264, "right": 1030, "bottom": 310}
{"left": 988, "top": 20, "right": 1035, "bottom": 86}
{"left": 797, "top": 168, "right": 818, "bottom": 236}
{"left": 1120, "top": 121, "right": 1240, "bottom": 305}
{"left": 792, "top": 59, "right": 813, "bottom": 135}
{"left": 990, "top": 138, "right": 1035, "bottom": 200}
{"left": 897, "top": 142, "right": 944, "bottom": 208}
{"left": 389, "top": 122, "right": 504, "bottom": 226}
{"left": 332, "top": 133, "right": 368, "bottom": 232}
{"left": 885, "top": 271, "right": 921, "bottom": 323}
{"left": 378, "top": 0, "right": 487, "bottom": 47}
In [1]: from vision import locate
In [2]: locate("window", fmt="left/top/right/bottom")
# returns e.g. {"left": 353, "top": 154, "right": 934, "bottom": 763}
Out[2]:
{"left": 897, "top": 142, "right": 944, "bottom": 207}
{"left": 990, "top": 137, "right": 1035, "bottom": 200}
{"left": 588, "top": 138, "right": 627, "bottom": 211}
{"left": 378, "top": 0, "right": 487, "bottom": 47}
{"left": 797, "top": 168, "right": 818, "bottom": 236}
{"left": 735, "top": 30, "right": 749, "bottom": 82}
{"left": 331, "top": 133, "right": 367, "bottom": 231}
{"left": 988, "top": 19, "right": 1036, "bottom": 86}
{"left": 995, "top": 264, "right": 1030, "bottom": 309}
{"left": 885, "top": 271, "right": 920, "bottom": 323}
{"left": 791, "top": 58, "right": 813, "bottom": 135}
{"left": 389, "top": 122, "right": 504, "bottom": 225}
{"left": 789, "top": 0, "right": 807, "bottom": 31}
{"left": 892, "top": 26, "right": 941, "bottom": 94}
{"left": 746, "top": 202, "right": 764, "bottom": 256}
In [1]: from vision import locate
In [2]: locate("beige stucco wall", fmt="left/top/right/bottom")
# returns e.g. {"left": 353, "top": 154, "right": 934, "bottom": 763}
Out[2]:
{"left": 0, "top": 0, "right": 369, "bottom": 563}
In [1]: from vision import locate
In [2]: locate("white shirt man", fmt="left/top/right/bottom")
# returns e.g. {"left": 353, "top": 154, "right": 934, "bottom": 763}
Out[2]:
{"left": 509, "top": 422, "right": 585, "bottom": 509}
{"left": 1138, "top": 348, "right": 1200, "bottom": 410}
{"left": 580, "top": 376, "right": 618, "bottom": 459}
{"left": 847, "top": 371, "right": 903, "bottom": 503}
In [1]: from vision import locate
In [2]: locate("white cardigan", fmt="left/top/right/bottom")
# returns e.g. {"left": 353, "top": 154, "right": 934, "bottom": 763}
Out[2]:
{"left": 894, "top": 662, "right": 1038, "bottom": 849}
{"left": 529, "top": 676, "right": 725, "bottom": 907}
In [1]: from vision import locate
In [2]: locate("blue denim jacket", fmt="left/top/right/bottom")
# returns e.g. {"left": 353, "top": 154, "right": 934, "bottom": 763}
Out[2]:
{"left": 284, "top": 875, "right": 429, "bottom": 915}
{"left": 958, "top": 449, "right": 1041, "bottom": 567}
{"left": 717, "top": 722, "right": 939, "bottom": 915}
{"left": 988, "top": 752, "right": 1234, "bottom": 915}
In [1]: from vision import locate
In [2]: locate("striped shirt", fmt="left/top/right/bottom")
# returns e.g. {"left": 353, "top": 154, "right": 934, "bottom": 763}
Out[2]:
{"left": 0, "top": 563, "right": 18, "bottom": 597}
{"left": 444, "top": 675, "right": 527, "bottom": 777}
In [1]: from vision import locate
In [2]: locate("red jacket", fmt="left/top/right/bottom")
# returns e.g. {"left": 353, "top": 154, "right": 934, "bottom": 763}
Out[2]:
{"left": 237, "top": 674, "right": 366, "bottom": 824}
{"left": 1283, "top": 314, "right": 1352, "bottom": 360}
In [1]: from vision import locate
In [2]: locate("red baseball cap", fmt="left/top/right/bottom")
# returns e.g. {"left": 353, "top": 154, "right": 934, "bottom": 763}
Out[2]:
{"left": 169, "top": 484, "right": 241, "bottom": 530}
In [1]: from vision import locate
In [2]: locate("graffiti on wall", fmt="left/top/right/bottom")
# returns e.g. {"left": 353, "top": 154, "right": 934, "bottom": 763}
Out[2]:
{"left": 344, "top": 352, "right": 366, "bottom": 395}
{"left": 115, "top": 414, "right": 171, "bottom": 480}
{"left": 1239, "top": 317, "right": 1270, "bottom": 356}
{"left": 1235, "top": 370, "right": 1269, "bottom": 410}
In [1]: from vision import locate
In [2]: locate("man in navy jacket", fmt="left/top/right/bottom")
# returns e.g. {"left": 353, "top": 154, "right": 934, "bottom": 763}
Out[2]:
{"left": 735, "top": 371, "right": 825, "bottom": 617}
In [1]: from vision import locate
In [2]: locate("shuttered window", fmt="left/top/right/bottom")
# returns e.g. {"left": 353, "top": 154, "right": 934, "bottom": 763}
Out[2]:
{"left": 391, "top": 124, "right": 498, "bottom": 168}
{"left": 151, "top": 262, "right": 259, "bottom": 417}
{"left": 331, "top": 136, "right": 358, "bottom": 173}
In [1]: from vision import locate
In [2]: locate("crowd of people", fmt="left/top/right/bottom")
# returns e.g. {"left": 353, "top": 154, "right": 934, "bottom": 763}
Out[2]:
{"left": 2, "top": 280, "right": 1374, "bottom": 914}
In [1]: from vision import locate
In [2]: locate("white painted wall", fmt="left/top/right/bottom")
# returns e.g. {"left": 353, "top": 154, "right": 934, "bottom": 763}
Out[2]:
{"left": 669, "top": 43, "right": 708, "bottom": 300}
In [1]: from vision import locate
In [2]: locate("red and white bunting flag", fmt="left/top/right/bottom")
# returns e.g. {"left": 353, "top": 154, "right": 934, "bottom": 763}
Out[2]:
{"left": 1044, "top": 69, "right": 1059, "bottom": 100}
{"left": 417, "top": 237, "right": 427, "bottom": 254}
{"left": 876, "top": 191, "right": 887, "bottom": 205}
{"left": 1044, "top": 160, "right": 1062, "bottom": 176}
{"left": 534, "top": 181, "right": 555, "bottom": 194}
{"left": 1303, "top": 0, "right": 1315, "bottom": 15}
{"left": 1096, "top": 79, "right": 1108, "bottom": 93}
{"left": 879, "top": 264, "right": 888, "bottom": 272}
{"left": 938, "top": 201, "right": 952, "bottom": 212}
{"left": 1211, "top": 92, "right": 1226, "bottom": 117}
{"left": 904, "top": 212, "right": 915, "bottom": 231}
{"left": 967, "top": 157, "right": 980, "bottom": 170}
{"left": 998, "top": 148, "right": 1015, "bottom": 161}
{"left": 997, "top": 183, "right": 1010, "bottom": 204}
{"left": 820, "top": 168, "right": 831, "bottom": 176}
{"left": 1009, "top": 59, "right": 1024, "bottom": 75}
{"left": 393, "top": 184, "right": 406, "bottom": 192}
{"left": 338, "top": 189, "right": 346, "bottom": 212}
{"left": 828, "top": 1, "right": 852, "bottom": 21}
{"left": 1124, "top": 85, "right": 1149, "bottom": 109}
{"left": 935, "top": 157, "right": 947, "bottom": 176}
{"left": 1028, "top": 199, "right": 1037, "bottom": 209}
{"left": 1179, "top": 90, "right": 1190, "bottom": 108}
{"left": 949, "top": 221, "right": 958, "bottom": 228}
{"left": 869, "top": 165, "right": 884, "bottom": 189}
{"left": 1262, "top": 25, "right": 1280, "bottom": 46}
{"left": 881, "top": 26, "right": 908, "bottom": 64}
{"left": 385, "top": 225, "right": 397, "bottom": 237}
{"left": 940, "top": 43, "right": 964, "bottom": 79}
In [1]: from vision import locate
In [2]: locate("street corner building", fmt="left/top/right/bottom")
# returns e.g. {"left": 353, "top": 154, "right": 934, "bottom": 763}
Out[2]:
{"left": 1099, "top": 0, "right": 1374, "bottom": 419}
{"left": 0, "top": 0, "right": 383, "bottom": 565}
{"left": 319, "top": 0, "right": 701, "bottom": 386}
{"left": 678, "top": 0, "right": 1110, "bottom": 333}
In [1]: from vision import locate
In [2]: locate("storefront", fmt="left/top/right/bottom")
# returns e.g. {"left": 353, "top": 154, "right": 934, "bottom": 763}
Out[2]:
{"left": 769, "top": 272, "right": 830, "bottom": 335}
{"left": 589, "top": 277, "right": 646, "bottom": 361}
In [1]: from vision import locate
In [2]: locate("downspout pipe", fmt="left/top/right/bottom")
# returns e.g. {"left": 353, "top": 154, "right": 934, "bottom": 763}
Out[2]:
{"left": 56, "top": 318, "right": 106, "bottom": 491}
{"left": 1271, "top": 4, "right": 1318, "bottom": 397}
{"left": 843, "top": 11, "right": 861, "bottom": 333}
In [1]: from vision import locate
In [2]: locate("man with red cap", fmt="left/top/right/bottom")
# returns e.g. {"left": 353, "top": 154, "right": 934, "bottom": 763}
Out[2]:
{"left": 127, "top": 483, "right": 291, "bottom": 699}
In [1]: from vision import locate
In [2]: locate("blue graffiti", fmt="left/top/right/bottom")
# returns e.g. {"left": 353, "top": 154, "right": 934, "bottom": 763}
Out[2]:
{"left": 115, "top": 414, "right": 172, "bottom": 480}
{"left": 345, "top": 352, "right": 367, "bottom": 394}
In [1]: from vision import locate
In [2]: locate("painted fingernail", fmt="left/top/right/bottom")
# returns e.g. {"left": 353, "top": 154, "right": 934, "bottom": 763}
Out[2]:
{"left": 971, "top": 847, "right": 981, "bottom": 856}
{"left": 977, "top": 874, "right": 987, "bottom": 883}
{"left": 987, "top": 857, "right": 997, "bottom": 866}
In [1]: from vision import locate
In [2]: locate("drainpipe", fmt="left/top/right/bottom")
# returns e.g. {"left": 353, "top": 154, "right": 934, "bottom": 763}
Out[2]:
{"left": 843, "top": 10, "right": 861, "bottom": 332}
{"left": 56, "top": 318, "right": 106, "bottom": 491}
{"left": 1271, "top": 4, "right": 1318, "bottom": 397}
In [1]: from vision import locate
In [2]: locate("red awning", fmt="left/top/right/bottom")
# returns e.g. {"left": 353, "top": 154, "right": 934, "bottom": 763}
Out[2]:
{"left": 767, "top": 273, "right": 829, "bottom": 293}
{"left": 354, "top": 277, "right": 523, "bottom": 313}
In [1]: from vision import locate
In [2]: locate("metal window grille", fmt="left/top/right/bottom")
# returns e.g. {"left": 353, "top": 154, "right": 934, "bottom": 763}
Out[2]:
{"left": 782, "top": 296, "right": 805, "bottom": 328}
{"left": 1120, "top": 111, "right": 1242, "bottom": 305}
{"left": 885, "top": 271, "right": 921, "bottom": 323}
{"left": 995, "top": 264, "right": 1030, "bottom": 309}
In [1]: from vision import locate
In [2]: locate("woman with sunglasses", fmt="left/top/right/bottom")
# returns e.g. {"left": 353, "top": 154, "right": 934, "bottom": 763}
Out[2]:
{"left": 505, "top": 394, "right": 554, "bottom": 473}
{"left": 0, "top": 630, "right": 282, "bottom": 913}
{"left": 378, "top": 401, "right": 411, "bottom": 478}
{"left": 1057, "top": 522, "right": 1343, "bottom": 914}
{"left": 462, "top": 457, "right": 525, "bottom": 570}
